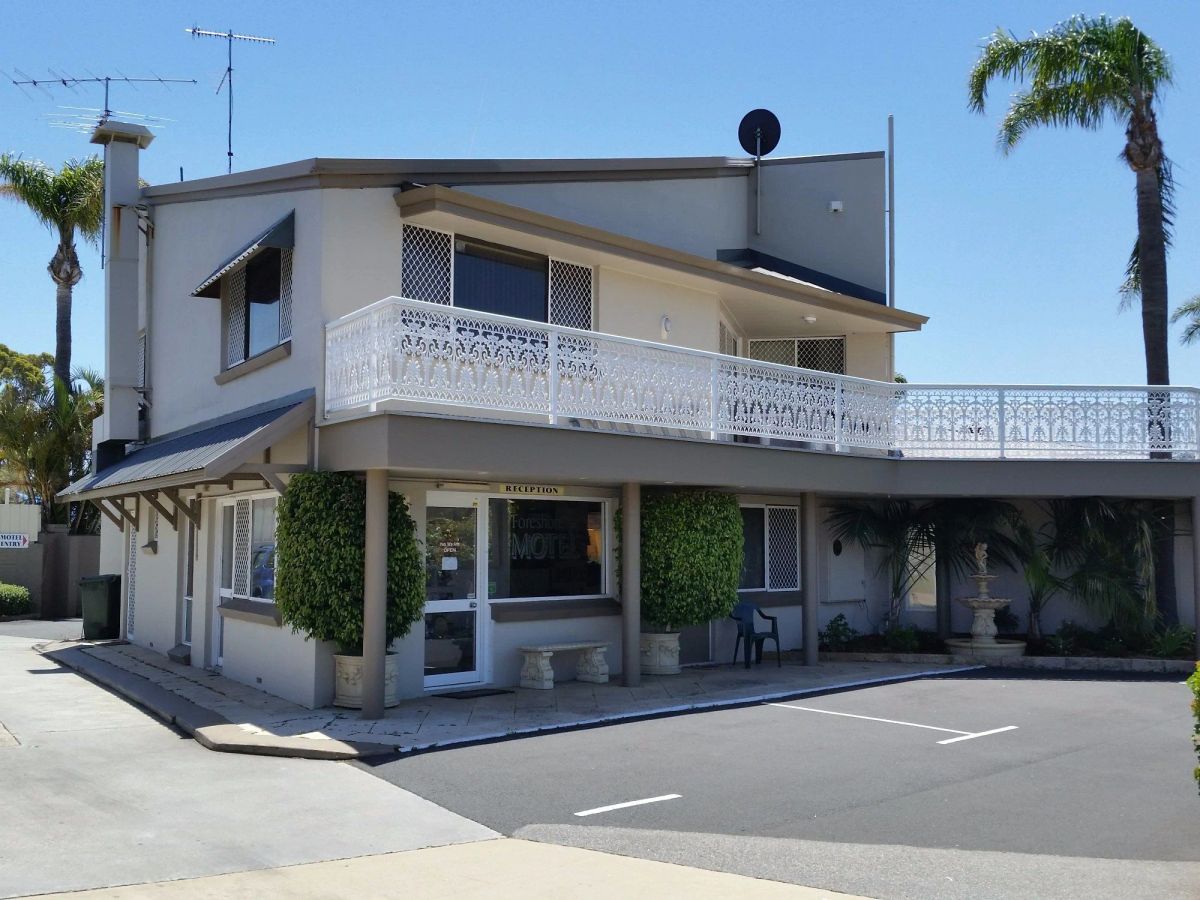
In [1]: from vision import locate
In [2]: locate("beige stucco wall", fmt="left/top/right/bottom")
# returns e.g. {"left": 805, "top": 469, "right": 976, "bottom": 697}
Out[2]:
{"left": 845, "top": 333, "right": 893, "bottom": 381}
{"left": 221, "top": 616, "right": 337, "bottom": 708}
{"left": 596, "top": 268, "right": 721, "bottom": 351}
{"left": 0, "top": 504, "right": 41, "bottom": 538}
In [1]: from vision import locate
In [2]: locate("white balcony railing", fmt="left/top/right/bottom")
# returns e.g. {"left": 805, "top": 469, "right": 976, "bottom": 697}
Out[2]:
{"left": 325, "top": 297, "right": 1200, "bottom": 461}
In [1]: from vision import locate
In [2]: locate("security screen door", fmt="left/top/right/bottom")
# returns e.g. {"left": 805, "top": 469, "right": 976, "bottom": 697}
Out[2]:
{"left": 424, "top": 501, "right": 482, "bottom": 688}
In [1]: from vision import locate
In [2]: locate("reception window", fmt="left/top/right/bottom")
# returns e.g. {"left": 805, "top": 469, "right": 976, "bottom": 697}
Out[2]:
{"left": 487, "top": 498, "right": 605, "bottom": 599}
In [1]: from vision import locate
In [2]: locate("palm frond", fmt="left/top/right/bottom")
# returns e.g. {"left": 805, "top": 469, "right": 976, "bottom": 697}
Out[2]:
{"left": 1120, "top": 158, "right": 1175, "bottom": 306}
{"left": 1171, "top": 294, "right": 1200, "bottom": 345}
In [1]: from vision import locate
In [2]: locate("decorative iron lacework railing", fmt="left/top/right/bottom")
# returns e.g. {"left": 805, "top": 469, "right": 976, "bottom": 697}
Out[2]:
{"left": 325, "top": 297, "right": 1200, "bottom": 460}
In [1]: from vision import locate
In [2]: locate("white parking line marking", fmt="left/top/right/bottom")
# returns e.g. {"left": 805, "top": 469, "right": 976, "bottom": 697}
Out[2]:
{"left": 574, "top": 794, "right": 681, "bottom": 817}
{"left": 768, "top": 703, "right": 1018, "bottom": 745}
{"left": 936, "top": 726, "right": 1019, "bottom": 744}
{"left": 768, "top": 703, "right": 967, "bottom": 734}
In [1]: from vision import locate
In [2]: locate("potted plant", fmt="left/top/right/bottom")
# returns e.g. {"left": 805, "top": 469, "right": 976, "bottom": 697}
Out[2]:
{"left": 275, "top": 472, "right": 424, "bottom": 708}
{"left": 637, "top": 489, "right": 742, "bottom": 675}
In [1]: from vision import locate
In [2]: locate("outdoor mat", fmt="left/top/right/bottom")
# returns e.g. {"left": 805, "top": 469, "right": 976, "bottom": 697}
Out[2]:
{"left": 436, "top": 688, "right": 515, "bottom": 699}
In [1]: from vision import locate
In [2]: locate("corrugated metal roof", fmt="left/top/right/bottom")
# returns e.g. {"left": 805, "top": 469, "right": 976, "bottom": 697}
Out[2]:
{"left": 62, "top": 400, "right": 305, "bottom": 497}
{"left": 192, "top": 211, "right": 295, "bottom": 298}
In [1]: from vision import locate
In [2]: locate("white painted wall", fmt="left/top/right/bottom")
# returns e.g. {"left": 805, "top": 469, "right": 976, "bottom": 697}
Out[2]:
{"left": 123, "top": 502, "right": 182, "bottom": 655}
{"left": 0, "top": 505, "right": 41, "bottom": 538}
{"left": 596, "top": 268, "right": 722, "bottom": 351}
{"left": 221, "top": 617, "right": 337, "bottom": 708}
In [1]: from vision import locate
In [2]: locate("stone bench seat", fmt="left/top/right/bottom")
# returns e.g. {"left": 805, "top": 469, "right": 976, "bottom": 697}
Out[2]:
{"left": 519, "top": 642, "right": 610, "bottom": 690}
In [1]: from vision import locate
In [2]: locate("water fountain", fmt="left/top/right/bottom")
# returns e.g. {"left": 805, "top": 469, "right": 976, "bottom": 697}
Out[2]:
{"left": 943, "top": 543, "right": 1027, "bottom": 659}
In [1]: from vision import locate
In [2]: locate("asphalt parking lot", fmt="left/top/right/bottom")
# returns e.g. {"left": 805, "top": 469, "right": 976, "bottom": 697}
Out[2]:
{"left": 360, "top": 670, "right": 1200, "bottom": 900}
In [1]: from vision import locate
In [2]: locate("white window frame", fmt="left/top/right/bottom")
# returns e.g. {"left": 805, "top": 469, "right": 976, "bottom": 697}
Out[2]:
{"left": 216, "top": 490, "right": 280, "bottom": 606}
{"left": 738, "top": 504, "right": 801, "bottom": 593}
{"left": 718, "top": 312, "right": 741, "bottom": 357}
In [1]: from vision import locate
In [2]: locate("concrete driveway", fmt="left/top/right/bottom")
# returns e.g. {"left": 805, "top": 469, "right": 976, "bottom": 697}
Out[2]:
{"left": 0, "top": 623, "right": 496, "bottom": 898}
{"left": 358, "top": 669, "right": 1200, "bottom": 900}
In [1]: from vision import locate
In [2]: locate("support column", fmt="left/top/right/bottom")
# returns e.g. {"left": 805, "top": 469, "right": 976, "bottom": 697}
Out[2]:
{"left": 802, "top": 493, "right": 820, "bottom": 666}
{"left": 622, "top": 482, "right": 641, "bottom": 687}
{"left": 361, "top": 469, "right": 389, "bottom": 720}
{"left": 1193, "top": 496, "right": 1200, "bottom": 660}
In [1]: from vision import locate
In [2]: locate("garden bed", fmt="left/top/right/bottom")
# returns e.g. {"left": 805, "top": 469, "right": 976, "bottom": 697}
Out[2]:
{"left": 818, "top": 650, "right": 1193, "bottom": 674}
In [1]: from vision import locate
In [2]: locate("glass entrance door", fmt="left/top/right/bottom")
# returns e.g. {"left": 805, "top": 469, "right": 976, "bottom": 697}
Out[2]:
{"left": 424, "top": 502, "right": 482, "bottom": 688}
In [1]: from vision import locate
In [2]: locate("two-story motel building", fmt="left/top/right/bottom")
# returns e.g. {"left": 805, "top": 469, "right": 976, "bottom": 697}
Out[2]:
{"left": 62, "top": 120, "right": 1200, "bottom": 713}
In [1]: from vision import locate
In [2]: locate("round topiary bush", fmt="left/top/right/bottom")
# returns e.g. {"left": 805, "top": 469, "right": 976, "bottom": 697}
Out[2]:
{"left": 639, "top": 489, "right": 743, "bottom": 631}
{"left": 275, "top": 472, "right": 424, "bottom": 654}
{"left": 0, "top": 582, "right": 32, "bottom": 617}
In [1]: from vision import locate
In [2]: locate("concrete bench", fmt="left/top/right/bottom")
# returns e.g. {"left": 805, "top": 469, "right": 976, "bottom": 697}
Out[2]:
{"left": 519, "top": 642, "right": 610, "bottom": 690}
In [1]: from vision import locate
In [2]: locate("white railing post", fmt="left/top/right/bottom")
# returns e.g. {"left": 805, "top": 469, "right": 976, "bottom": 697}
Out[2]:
{"left": 997, "top": 387, "right": 1006, "bottom": 459}
{"left": 709, "top": 356, "right": 720, "bottom": 440}
{"left": 834, "top": 378, "right": 844, "bottom": 452}
{"left": 548, "top": 330, "right": 559, "bottom": 425}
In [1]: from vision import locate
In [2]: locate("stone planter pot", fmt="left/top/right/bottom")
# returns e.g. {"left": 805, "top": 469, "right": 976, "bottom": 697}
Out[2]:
{"left": 640, "top": 631, "right": 681, "bottom": 675}
{"left": 333, "top": 652, "right": 400, "bottom": 709}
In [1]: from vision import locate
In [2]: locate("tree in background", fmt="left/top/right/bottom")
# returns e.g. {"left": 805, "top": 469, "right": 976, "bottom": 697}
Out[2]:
{"left": 968, "top": 15, "right": 1179, "bottom": 623}
{"left": 0, "top": 367, "right": 103, "bottom": 531}
{"left": 0, "top": 155, "right": 104, "bottom": 393}
{"left": 0, "top": 345, "right": 53, "bottom": 400}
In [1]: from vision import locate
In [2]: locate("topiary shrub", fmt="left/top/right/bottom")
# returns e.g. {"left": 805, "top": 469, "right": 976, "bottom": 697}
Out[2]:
{"left": 275, "top": 472, "right": 424, "bottom": 654}
{"left": 638, "top": 489, "right": 742, "bottom": 632}
{"left": 0, "top": 582, "right": 32, "bottom": 617}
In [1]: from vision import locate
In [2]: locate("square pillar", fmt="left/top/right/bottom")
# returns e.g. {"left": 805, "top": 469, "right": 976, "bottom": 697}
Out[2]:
{"left": 361, "top": 469, "right": 389, "bottom": 720}
{"left": 622, "top": 483, "right": 641, "bottom": 687}
{"left": 802, "top": 493, "right": 819, "bottom": 666}
{"left": 1193, "top": 497, "right": 1200, "bottom": 659}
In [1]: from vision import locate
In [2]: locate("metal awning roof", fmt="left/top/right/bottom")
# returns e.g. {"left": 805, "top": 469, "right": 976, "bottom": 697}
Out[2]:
{"left": 191, "top": 210, "right": 295, "bottom": 298}
{"left": 60, "top": 394, "right": 313, "bottom": 502}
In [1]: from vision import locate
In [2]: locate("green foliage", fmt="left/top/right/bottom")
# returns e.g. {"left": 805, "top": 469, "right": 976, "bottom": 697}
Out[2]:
{"left": 883, "top": 624, "right": 921, "bottom": 653}
{"left": 638, "top": 489, "right": 742, "bottom": 632}
{"left": 275, "top": 472, "right": 424, "bottom": 654}
{"left": 0, "top": 345, "right": 52, "bottom": 398}
{"left": 1149, "top": 625, "right": 1195, "bottom": 659}
{"left": 1187, "top": 664, "right": 1200, "bottom": 793}
{"left": 0, "top": 582, "right": 32, "bottom": 616}
{"left": 1172, "top": 294, "right": 1200, "bottom": 346}
{"left": 819, "top": 614, "right": 859, "bottom": 651}
{"left": 0, "top": 369, "right": 102, "bottom": 529}
{"left": 0, "top": 154, "right": 105, "bottom": 244}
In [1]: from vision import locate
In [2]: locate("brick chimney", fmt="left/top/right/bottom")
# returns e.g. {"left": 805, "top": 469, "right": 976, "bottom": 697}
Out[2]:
{"left": 89, "top": 120, "right": 153, "bottom": 471}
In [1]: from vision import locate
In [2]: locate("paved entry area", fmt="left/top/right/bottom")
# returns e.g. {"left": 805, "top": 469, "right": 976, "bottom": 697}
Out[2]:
{"left": 360, "top": 671, "right": 1200, "bottom": 900}
{"left": 56, "top": 642, "right": 963, "bottom": 754}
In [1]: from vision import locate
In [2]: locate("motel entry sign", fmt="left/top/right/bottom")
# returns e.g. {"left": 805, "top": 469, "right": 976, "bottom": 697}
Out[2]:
{"left": 0, "top": 533, "right": 30, "bottom": 549}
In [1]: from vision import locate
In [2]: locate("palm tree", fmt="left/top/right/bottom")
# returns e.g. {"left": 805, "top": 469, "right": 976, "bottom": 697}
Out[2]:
{"left": 0, "top": 155, "right": 105, "bottom": 393}
{"left": 968, "top": 15, "right": 1178, "bottom": 624}
{"left": 1171, "top": 295, "right": 1200, "bottom": 345}
{"left": 968, "top": 15, "right": 1174, "bottom": 386}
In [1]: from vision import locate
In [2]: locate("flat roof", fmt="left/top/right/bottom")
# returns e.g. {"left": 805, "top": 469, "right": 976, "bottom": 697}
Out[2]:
{"left": 143, "top": 151, "right": 884, "bottom": 204}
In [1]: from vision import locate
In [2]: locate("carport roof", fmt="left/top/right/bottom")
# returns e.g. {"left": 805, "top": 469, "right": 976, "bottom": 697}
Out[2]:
{"left": 60, "top": 392, "right": 313, "bottom": 501}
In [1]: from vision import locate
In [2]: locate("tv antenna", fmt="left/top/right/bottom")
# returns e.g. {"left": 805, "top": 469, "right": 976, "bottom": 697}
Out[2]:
{"left": 7, "top": 70, "right": 196, "bottom": 124}
{"left": 738, "top": 109, "right": 781, "bottom": 235}
{"left": 185, "top": 26, "right": 276, "bottom": 174}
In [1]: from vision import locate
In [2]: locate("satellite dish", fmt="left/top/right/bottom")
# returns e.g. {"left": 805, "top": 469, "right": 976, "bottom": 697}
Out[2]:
{"left": 738, "top": 108, "right": 781, "bottom": 157}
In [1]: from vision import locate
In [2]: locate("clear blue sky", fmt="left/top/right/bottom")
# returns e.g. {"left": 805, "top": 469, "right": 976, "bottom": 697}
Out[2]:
{"left": 3, "top": 1, "right": 1199, "bottom": 385}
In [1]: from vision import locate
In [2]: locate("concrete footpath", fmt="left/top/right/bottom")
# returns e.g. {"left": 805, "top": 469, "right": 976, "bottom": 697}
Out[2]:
{"left": 42, "top": 638, "right": 969, "bottom": 759}
{"left": 29, "top": 839, "right": 869, "bottom": 899}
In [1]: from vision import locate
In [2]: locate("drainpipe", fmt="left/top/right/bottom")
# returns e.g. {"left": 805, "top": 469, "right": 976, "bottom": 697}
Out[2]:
{"left": 802, "top": 494, "right": 819, "bottom": 666}
{"left": 89, "top": 120, "right": 153, "bottom": 471}
{"left": 361, "top": 469, "right": 389, "bottom": 719}
{"left": 622, "top": 483, "right": 641, "bottom": 687}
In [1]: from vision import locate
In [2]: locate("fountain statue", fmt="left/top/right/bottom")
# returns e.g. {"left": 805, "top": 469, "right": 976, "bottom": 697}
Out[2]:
{"left": 944, "top": 543, "right": 1026, "bottom": 658}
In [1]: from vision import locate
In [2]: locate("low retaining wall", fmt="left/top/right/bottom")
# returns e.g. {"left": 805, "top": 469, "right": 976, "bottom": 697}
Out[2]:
{"left": 818, "top": 650, "right": 1194, "bottom": 675}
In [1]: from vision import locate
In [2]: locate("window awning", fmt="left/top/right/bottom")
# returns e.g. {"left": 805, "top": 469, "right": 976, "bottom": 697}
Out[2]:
{"left": 191, "top": 211, "right": 295, "bottom": 298}
{"left": 59, "top": 393, "right": 313, "bottom": 503}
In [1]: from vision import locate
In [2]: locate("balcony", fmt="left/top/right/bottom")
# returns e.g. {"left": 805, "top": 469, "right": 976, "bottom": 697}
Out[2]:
{"left": 325, "top": 297, "right": 1200, "bottom": 461}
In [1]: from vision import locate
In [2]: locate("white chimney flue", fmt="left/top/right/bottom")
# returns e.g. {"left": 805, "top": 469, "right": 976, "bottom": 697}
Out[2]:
{"left": 89, "top": 120, "right": 153, "bottom": 468}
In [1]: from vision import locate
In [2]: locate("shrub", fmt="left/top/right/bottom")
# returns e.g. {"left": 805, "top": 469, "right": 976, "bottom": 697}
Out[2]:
{"left": 637, "top": 489, "right": 742, "bottom": 632}
{"left": 275, "top": 472, "right": 424, "bottom": 654}
{"left": 0, "top": 582, "right": 31, "bottom": 617}
{"left": 1150, "top": 625, "right": 1196, "bottom": 659}
{"left": 994, "top": 607, "right": 1020, "bottom": 634}
{"left": 819, "top": 614, "right": 859, "bottom": 651}
{"left": 1188, "top": 664, "right": 1200, "bottom": 794}
{"left": 883, "top": 624, "right": 921, "bottom": 653}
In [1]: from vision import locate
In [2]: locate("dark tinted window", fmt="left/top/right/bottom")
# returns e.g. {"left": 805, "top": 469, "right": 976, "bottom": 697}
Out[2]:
{"left": 454, "top": 237, "right": 548, "bottom": 322}
{"left": 739, "top": 507, "right": 765, "bottom": 590}
{"left": 488, "top": 499, "right": 603, "bottom": 598}
{"left": 245, "top": 247, "right": 281, "bottom": 358}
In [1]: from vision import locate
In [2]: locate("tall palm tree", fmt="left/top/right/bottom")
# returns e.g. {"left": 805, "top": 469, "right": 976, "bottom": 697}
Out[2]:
{"left": 0, "top": 155, "right": 105, "bottom": 393}
{"left": 968, "top": 15, "right": 1173, "bottom": 385}
{"left": 968, "top": 15, "right": 1179, "bottom": 624}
